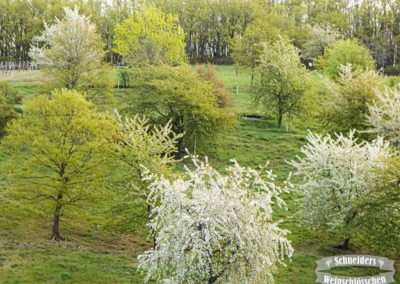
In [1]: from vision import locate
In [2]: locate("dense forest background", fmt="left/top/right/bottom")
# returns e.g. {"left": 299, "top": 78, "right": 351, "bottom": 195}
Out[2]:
{"left": 2, "top": 0, "right": 400, "bottom": 70}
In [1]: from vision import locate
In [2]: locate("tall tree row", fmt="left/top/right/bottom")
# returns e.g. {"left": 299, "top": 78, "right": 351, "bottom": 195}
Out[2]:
{"left": 150, "top": 0, "right": 258, "bottom": 63}
{"left": 4, "top": 0, "right": 400, "bottom": 67}
{"left": 283, "top": 0, "right": 400, "bottom": 68}
{"left": 0, "top": 0, "right": 136, "bottom": 64}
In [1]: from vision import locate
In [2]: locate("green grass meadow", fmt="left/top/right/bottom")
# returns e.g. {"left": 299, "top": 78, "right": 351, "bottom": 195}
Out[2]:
{"left": 0, "top": 66, "right": 398, "bottom": 283}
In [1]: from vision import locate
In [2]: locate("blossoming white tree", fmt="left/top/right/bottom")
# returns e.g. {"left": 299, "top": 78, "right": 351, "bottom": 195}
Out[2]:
{"left": 108, "top": 113, "right": 182, "bottom": 233}
{"left": 290, "top": 131, "right": 391, "bottom": 249}
{"left": 367, "top": 87, "right": 400, "bottom": 147}
{"left": 113, "top": 113, "right": 182, "bottom": 186}
{"left": 29, "top": 8, "right": 104, "bottom": 89}
{"left": 138, "top": 157, "right": 293, "bottom": 284}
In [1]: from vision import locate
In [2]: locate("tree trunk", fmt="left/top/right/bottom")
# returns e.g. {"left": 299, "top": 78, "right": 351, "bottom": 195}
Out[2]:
{"left": 342, "top": 238, "right": 350, "bottom": 250}
{"left": 335, "top": 210, "right": 357, "bottom": 250}
{"left": 234, "top": 66, "right": 239, "bottom": 96}
{"left": 50, "top": 194, "right": 64, "bottom": 241}
{"left": 175, "top": 137, "right": 186, "bottom": 159}
{"left": 171, "top": 113, "right": 185, "bottom": 159}
{"left": 67, "top": 80, "right": 75, "bottom": 90}
{"left": 277, "top": 113, "right": 283, "bottom": 128}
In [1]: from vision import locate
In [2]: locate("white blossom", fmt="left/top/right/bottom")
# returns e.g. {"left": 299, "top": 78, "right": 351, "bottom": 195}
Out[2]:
{"left": 138, "top": 156, "right": 293, "bottom": 284}
{"left": 112, "top": 112, "right": 183, "bottom": 199}
{"left": 367, "top": 87, "right": 400, "bottom": 147}
{"left": 114, "top": 113, "right": 182, "bottom": 170}
{"left": 29, "top": 8, "right": 104, "bottom": 88}
{"left": 290, "top": 131, "right": 391, "bottom": 234}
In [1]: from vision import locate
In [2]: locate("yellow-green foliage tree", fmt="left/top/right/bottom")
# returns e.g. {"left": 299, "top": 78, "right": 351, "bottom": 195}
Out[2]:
{"left": 356, "top": 155, "right": 400, "bottom": 256}
{"left": 126, "top": 65, "right": 236, "bottom": 157}
{"left": 317, "top": 39, "right": 375, "bottom": 79}
{"left": 114, "top": 6, "right": 186, "bottom": 66}
{"left": 29, "top": 8, "right": 106, "bottom": 89}
{"left": 322, "top": 66, "right": 385, "bottom": 134}
{"left": 1, "top": 89, "right": 115, "bottom": 241}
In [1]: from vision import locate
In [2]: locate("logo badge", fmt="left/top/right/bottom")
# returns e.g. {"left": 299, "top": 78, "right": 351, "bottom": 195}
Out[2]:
{"left": 316, "top": 255, "right": 395, "bottom": 283}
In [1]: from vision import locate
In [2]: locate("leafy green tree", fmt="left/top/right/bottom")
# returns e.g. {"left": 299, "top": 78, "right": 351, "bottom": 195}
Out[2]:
{"left": 1, "top": 89, "right": 115, "bottom": 241}
{"left": 255, "top": 38, "right": 308, "bottom": 128}
{"left": 0, "top": 82, "right": 21, "bottom": 138}
{"left": 29, "top": 8, "right": 106, "bottom": 89}
{"left": 125, "top": 65, "right": 236, "bottom": 157}
{"left": 322, "top": 66, "right": 385, "bottom": 134}
{"left": 317, "top": 39, "right": 375, "bottom": 79}
{"left": 114, "top": 6, "right": 186, "bottom": 66}
{"left": 356, "top": 155, "right": 400, "bottom": 256}
{"left": 232, "top": 11, "right": 297, "bottom": 84}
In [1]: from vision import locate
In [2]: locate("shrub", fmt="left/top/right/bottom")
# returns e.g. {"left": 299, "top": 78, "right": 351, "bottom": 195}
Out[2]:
{"left": 317, "top": 39, "right": 375, "bottom": 79}
{"left": 195, "top": 64, "right": 232, "bottom": 108}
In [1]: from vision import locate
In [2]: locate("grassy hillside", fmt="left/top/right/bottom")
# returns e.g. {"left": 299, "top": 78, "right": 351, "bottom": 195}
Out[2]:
{"left": 0, "top": 67, "right": 398, "bottom": 284}
{"left": 212, "top": 65, "right": 400, "bottom": 284}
